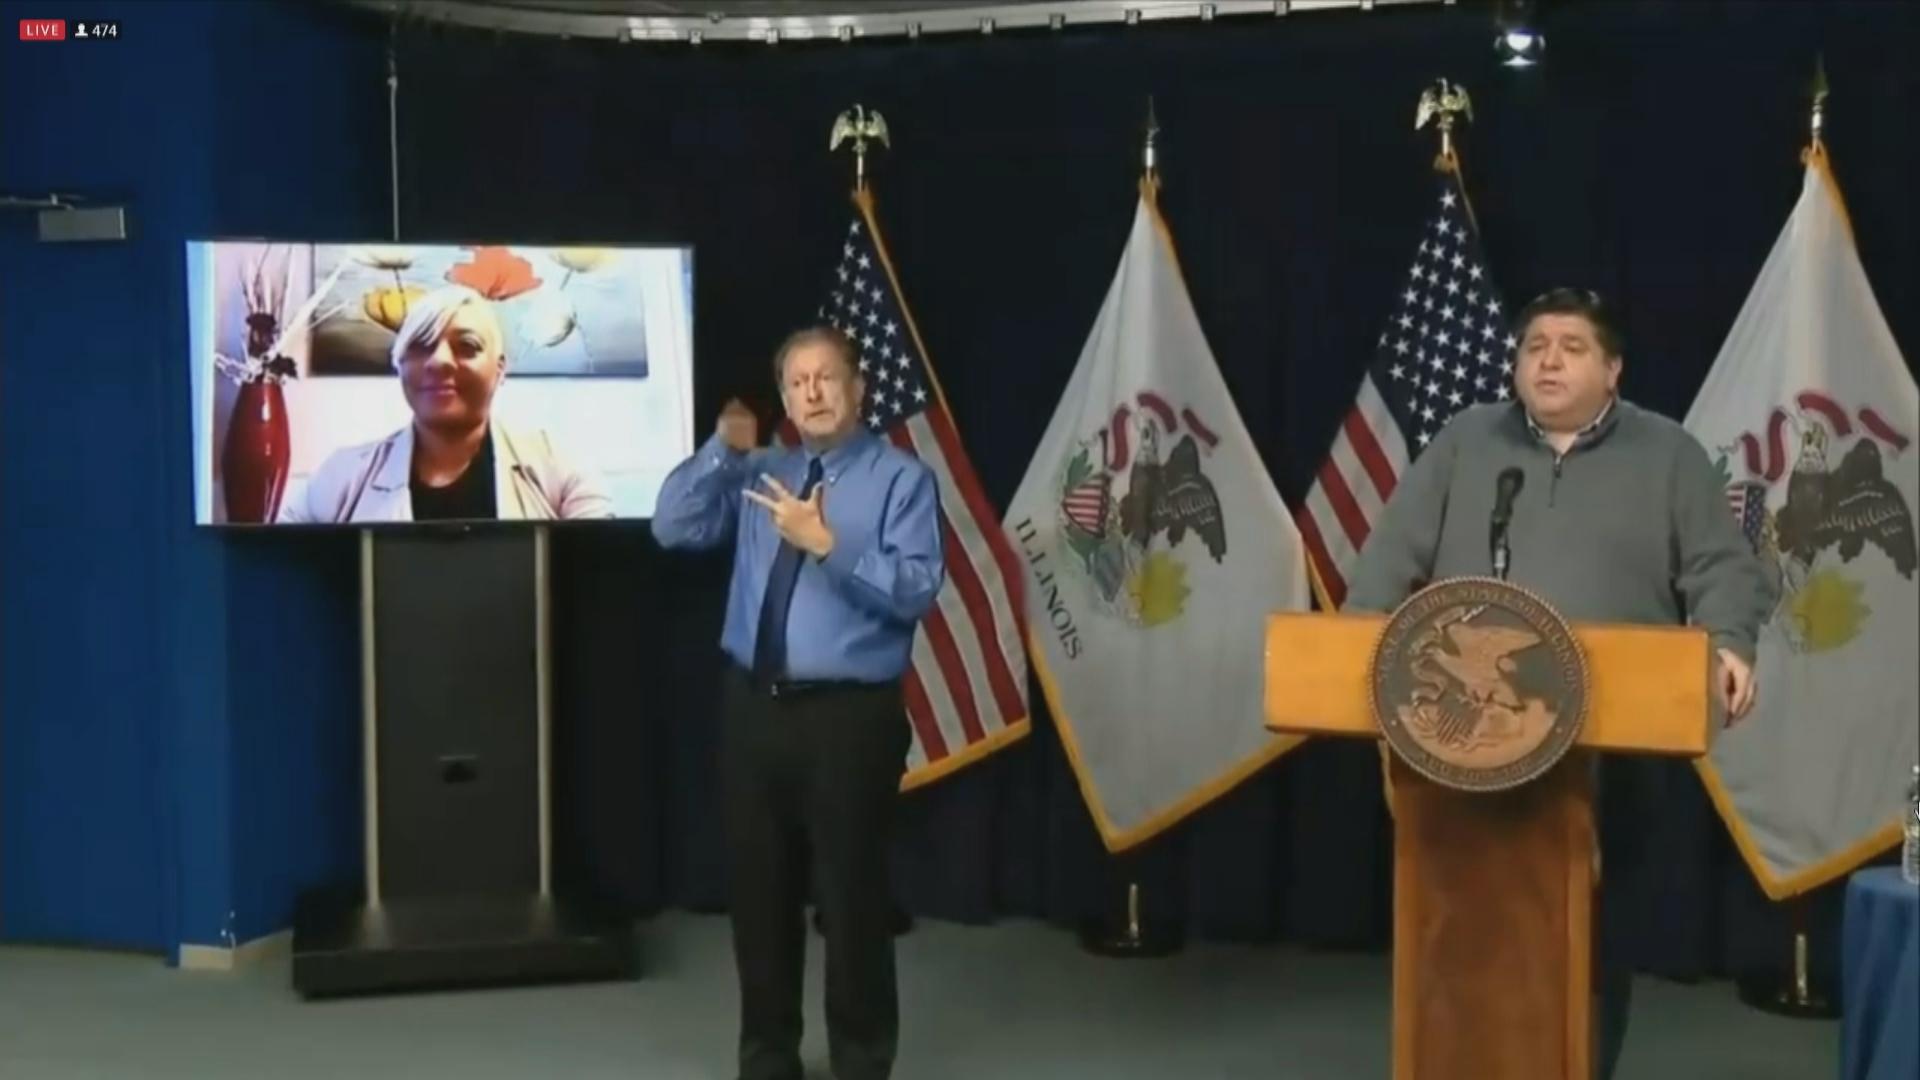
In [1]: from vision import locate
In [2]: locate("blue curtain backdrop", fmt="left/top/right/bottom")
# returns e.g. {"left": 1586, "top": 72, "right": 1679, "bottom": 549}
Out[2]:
{"left": 391, "top": 0, "right": 1920, "bottom": 984}
{"left": 3, "top": 0, "right": 1916, "bottom": 988}
{"left": 0, "top": 0, "right": 382, "bottom": 953}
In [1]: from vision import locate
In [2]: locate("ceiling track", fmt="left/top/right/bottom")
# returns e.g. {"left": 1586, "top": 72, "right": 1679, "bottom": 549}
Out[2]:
{"left": 347, "top": 0, "right": 1453, "bottom": 45}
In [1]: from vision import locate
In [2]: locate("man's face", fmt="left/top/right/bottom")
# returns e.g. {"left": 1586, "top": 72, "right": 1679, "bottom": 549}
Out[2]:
{"left": 779, "top": 341, "right": 864, "bottom": 444}
{"left": 399, "top": 302, "right": 505, "bottom": 433}
{"left": 1514, "top": 312, "right": 1621, "bottom": 430}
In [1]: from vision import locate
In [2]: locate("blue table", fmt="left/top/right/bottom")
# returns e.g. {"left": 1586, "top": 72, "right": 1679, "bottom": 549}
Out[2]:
{"left": 1842, "top": 867, "right": 1919, "bottom": 1080}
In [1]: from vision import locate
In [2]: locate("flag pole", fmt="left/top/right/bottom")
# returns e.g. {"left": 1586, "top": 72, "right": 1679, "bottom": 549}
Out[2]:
{"left": 1143, "top": 94, "right": 1160, "bottom": 196}
{"left": 1375, "top": 78, "right": 1489, "bottom": 824}
{"left": 815, "top": 103, "right": 915, "bottom": 942}
{"left": 1080, "top": 98, "right": 1185, "bottom": 962}
{"left": 1806, "top": 53, "right": 1828, "bottom": 160}
{"left": 1737, "top": 58, "right": 1842, "bottom": 1021}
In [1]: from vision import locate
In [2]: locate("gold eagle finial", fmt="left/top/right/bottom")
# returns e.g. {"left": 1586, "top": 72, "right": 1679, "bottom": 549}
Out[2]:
{"left": 830, "top": 104, "right": 891, "bottom": 190}
{"left": 1416, "top": 79, "right": 1474, "bottom": 164}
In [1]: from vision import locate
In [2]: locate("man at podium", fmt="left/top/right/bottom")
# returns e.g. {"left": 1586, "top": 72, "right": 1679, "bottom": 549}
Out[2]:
{"left": 1344, "top": 288, "right": 1774, "bottom": 1079}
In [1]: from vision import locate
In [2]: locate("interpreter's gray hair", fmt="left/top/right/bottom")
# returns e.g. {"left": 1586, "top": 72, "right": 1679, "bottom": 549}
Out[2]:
{"left": 772, "top": 325, "right": 861, "bottom": 385}
{"left": 389, "top": 284, "right": 498, "bottom": 369}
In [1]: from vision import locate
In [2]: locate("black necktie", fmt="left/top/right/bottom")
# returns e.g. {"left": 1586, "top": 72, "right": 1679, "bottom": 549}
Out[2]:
{"left": 752, "top": 456, "right": 824, "bottom": 685}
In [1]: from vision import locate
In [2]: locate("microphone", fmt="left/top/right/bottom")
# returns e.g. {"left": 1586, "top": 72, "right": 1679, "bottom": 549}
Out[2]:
{"left": 1490, "top": 467, "right": 1525, "bottom": 581}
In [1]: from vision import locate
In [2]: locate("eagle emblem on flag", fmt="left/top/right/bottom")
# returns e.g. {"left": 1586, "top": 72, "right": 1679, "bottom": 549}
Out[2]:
{"left": 1717, "top": 390, "right": 1917, "bottom": 652}
{"left": 1055, "top": 391, "right": 1225, "bottom": 628}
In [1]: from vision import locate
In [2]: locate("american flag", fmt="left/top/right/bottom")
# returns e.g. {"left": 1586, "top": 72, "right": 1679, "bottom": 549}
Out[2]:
{"left": 812, "top": 190, "right": 1030, "bottom": 788}
{"left": 1297, "top": 165, "right": 1515, "bottom": 608}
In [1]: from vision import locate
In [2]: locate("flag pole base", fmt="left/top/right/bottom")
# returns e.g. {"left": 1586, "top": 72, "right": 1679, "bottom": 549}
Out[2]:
{"left": 1735, "top": 974, "right": 1837, "bottom": 1019}
{"left": 1076, "top": 919, "right": 1183, "bottom": 958}
{"left": 1077, "top": 882, "right": 1184, "bottom": 958}
{"left": 1737, "top": 923, "right": 1838, "bottom": 1020}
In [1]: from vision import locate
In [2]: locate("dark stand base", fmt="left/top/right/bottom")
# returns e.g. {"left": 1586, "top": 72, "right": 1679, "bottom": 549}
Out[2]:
{"left": 291, "top": 887, "right": 634, "bottom": 999}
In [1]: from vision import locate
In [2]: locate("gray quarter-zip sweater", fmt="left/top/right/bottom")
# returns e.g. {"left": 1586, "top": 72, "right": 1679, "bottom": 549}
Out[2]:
{"left": 1345, "top": 398, "right": 1775, "bottom": 662}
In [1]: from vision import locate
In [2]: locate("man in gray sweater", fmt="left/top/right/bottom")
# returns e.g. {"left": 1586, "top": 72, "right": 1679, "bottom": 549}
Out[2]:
{"left": 1346, "top": 287, "right": 1775, "bottom": 1080}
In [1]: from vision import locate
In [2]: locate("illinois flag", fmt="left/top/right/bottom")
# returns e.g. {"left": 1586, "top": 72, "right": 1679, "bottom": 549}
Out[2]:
{"left": 1685, "top": 142, "right": 1919, "bottom": 898}
{"left": 1004, "top": 179, "right": 1310, "bottom": 851}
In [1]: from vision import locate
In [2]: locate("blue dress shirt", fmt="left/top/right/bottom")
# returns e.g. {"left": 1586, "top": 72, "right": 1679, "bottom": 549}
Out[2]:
{"left": 651, "top": 427, "right": 945, "bottom": 683}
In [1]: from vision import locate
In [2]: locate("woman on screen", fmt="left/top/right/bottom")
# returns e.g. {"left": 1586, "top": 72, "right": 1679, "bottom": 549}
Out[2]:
{"left": 277, "top": 284, "right": 613, "bottom": 523}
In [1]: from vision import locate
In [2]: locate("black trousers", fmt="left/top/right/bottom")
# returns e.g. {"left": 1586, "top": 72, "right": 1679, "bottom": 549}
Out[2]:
{"left": 1593, "top": 757, "right": 1653, "bottom": 1080}
{"left": 1595, "top": 903, "right": 1634, "bottom": 1080}
{"left": 722, "top": 667, "right": 910, "bottom": 1080}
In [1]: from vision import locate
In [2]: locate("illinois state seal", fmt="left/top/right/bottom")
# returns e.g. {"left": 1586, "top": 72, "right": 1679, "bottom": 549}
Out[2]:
{"left": 1368, "top": 577, "right": 1589, "bottom": 793}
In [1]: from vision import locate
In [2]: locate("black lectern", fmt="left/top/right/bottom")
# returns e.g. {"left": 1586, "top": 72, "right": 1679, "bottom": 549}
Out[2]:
{"left": 291, "top": 527, "right": 632, "bottom": 997}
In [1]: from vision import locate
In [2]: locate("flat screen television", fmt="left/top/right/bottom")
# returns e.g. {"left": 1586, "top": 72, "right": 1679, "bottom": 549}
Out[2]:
{"left": 186, "top": 240, "right": 694, "bottom": 525}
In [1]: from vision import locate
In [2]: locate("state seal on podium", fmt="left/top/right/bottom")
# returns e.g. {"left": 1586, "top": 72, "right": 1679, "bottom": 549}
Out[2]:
{"left": 1369, "top": 577, "right": 1590, "bottom": 793}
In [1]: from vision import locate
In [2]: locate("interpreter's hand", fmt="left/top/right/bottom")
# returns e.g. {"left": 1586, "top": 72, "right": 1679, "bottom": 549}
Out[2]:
{"left": 717, "top": 398, "right": 759, "bottom": 453}
{"left": 743, "top": 473, "right": 835, "bottom": 558}
{"left": 1715, "top": 648, "right": 1756, "bottom": 726}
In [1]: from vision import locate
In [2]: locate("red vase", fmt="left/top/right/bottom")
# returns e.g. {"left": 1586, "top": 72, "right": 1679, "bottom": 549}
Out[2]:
{"left": 222, "top": 379, "right": 291, "bottom": 523}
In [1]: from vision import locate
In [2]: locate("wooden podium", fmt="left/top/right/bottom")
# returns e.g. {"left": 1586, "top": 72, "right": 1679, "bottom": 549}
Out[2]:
{"left": 1263, "top": 610, "right": 1712, "bottom": 1080}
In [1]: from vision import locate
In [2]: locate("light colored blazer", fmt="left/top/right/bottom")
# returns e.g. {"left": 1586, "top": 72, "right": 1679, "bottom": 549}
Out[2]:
{"left": 276, "top": 422, "right": 614, "bottom": 523}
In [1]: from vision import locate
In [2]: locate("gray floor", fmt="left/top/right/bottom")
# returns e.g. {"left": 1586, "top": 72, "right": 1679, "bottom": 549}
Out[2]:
{"left": 0, "top": 913, "right": 1833, "bottom": 1079}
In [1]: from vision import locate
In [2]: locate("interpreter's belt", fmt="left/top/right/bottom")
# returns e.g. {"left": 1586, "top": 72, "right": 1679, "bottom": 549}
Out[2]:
{"left": 734, "top": 665, "right": 885, "bottom": 700}
{"left": 767, "top": 678, "right": 878, "bottom": 699}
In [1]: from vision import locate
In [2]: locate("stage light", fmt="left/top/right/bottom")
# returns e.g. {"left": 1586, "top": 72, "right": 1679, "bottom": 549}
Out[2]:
{"left": 1494, "top": 0, "right": 1544, "bottom": 68}
{"left": 1497, "top": 28, "right": 1544, "bottom": 66}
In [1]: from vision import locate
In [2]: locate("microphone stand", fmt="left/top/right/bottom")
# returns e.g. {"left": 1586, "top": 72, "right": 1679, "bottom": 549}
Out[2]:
{"left": 1491, "top": 518, "right": 1512, "bottom": 582}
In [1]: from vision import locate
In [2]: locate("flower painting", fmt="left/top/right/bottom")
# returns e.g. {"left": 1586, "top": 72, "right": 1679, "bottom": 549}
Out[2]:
{"left": 303, "top": 244, "right": 652, "bottom": 377}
